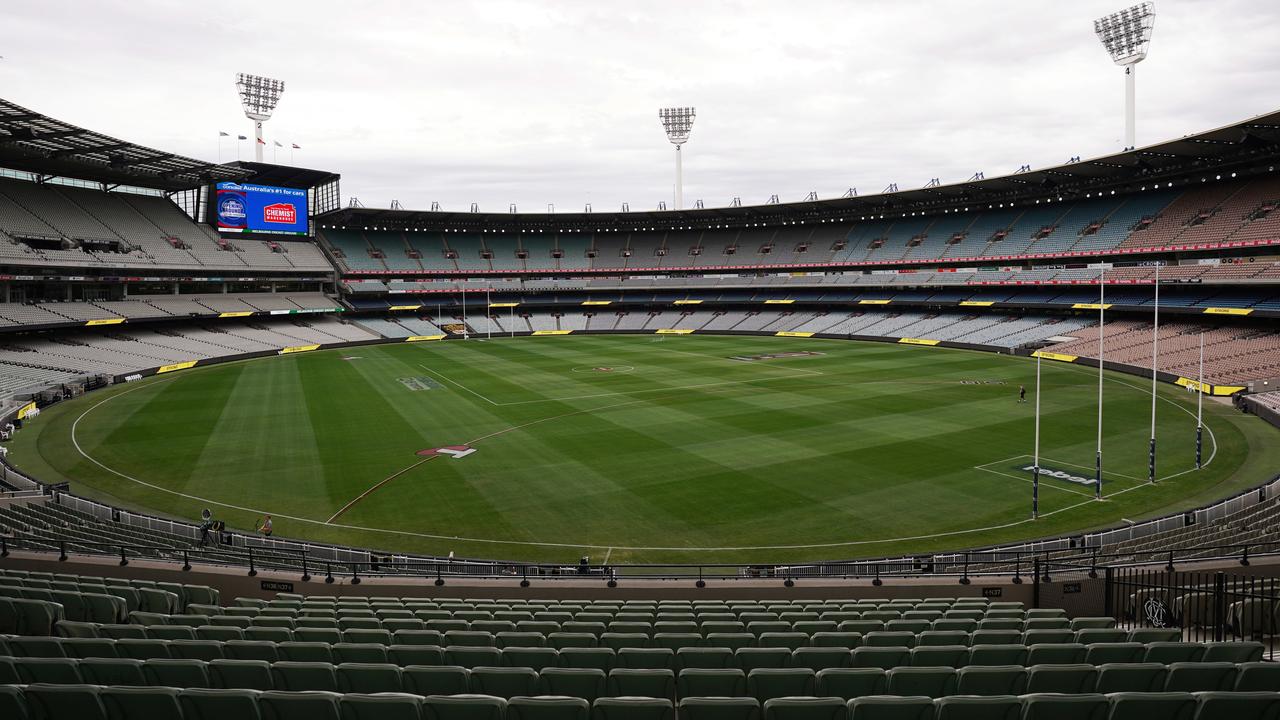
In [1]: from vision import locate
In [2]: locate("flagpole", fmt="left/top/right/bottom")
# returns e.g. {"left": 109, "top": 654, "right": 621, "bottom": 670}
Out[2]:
{"left": 1033, "top": 353, "right": 1042, "bottom": 520}
{"left": 486, "top": 288, "right": 492, "bottom": 341}
{"left": 1196, "top": 332, "right": 1204, "bottom": 469}
{"left": 510, "top": 305, "right": 515, "bottom": 338}
{"left": 1149, "top": 263, "right": 1160, "bottom": 483}
{"left": 1096, "top": 266, "right": 1104, "bottom": 500}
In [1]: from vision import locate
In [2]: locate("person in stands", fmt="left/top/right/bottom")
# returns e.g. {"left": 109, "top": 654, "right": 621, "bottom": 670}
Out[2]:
{"left": 198, "top": 508, "right": 214, "bottom": 546}
{"left": 256, "top": 514, "right": 273, "bottom": 537}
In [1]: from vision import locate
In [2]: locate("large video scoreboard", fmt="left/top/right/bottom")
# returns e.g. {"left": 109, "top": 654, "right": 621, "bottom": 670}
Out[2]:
{"left": 212, "top": 181, "right": 310, "bottom": 236}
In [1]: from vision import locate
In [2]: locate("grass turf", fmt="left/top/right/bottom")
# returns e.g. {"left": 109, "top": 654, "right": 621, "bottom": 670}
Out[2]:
{"left": 9, "top": 334, "right": 1279, "bottom": 565}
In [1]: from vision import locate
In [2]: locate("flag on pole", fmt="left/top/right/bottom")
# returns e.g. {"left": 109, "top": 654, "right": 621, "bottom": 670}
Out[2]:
{"left": 237, "top": 135, "right": 247, "bottom": 140}
{"left": 291, "top": 143, "right": 301, "bottom": 149}
{"left": 219, "top": 131, "right": 230, "bottom": 137}
{"left": 274, "top": 141, "right": 283, "bottom": 147}
{"left": 256, "top": 137, "right": 266, "bottom": 145}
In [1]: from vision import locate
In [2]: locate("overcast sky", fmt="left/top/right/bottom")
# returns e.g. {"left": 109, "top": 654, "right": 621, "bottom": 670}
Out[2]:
{"left": 3, "top": 0, "right": 1279, "bottom": 213}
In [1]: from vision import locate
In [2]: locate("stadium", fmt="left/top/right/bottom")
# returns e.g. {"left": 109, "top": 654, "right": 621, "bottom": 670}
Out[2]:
{"left": 1, "top": 2, "right": 1280, "bottom": 718}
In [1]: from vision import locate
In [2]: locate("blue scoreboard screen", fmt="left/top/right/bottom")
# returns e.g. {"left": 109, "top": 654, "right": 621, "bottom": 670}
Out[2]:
{"left": 214, "top": 182, "right": 309, "bottom": 235}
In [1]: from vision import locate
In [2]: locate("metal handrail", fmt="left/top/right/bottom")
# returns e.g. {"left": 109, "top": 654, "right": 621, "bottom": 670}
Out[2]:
{"left": 2, "top": 535, "right": 1274, "bottom": 585}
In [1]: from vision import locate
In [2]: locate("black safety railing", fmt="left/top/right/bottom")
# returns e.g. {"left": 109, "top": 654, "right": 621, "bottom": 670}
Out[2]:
{"left": 3, "top": 535, "right": 1277, "bottom": 588}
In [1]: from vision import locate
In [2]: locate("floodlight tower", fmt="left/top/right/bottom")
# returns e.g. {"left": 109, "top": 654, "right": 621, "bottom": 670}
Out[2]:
{"left": 236, "top": 73, "right": 286, "bottom": 163}
{"left": 1094, "top": 3, "right": 1156, "bottom": 150}
{"left": 659, "top": 107, "right": 696, "bottom": 210}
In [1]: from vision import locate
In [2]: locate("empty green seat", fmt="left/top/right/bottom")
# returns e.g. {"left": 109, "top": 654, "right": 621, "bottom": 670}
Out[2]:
{"left": 969, "top": 631, "right": 1020, "bottom": 646}
{"left": 592, "top": 697, "right": 674, "bottom": 720}
{"left": 810, "top": 633, "right": 861, "bottom": 649}
{"left": 80, "top": 657, "right": 147, "bottom": 686}
{"left": 736, "top": 648, "right": 792, "bottom": 671}
{"left": 271, "top": 661, "right": 338, "bottom": 691}
{"left": 1073, "top": 629, "right": 1126, "bottom": 644}
{"left": 747, "top": 668, "right": 816, "bottom": 702}
{"left": 16, "top": 657, "right": 83, "bottom": 684}
{"left": 209, "top": 659, "right": 274, "bottom": 690}
{"left": 886, "top": 666, "right": 957, "bottom": 698}
{"left": 279, "top": 642, "right": 334, "bottom": 664}
{"left": 1190, "top": 691, "right": 1280, "bottom": 720}
{"left": 967, "top": 644, "right": 1026, "bottom": 667}
{"left": 10, "top": 637, "right": 68, "bottom": 658}
{"left": 335, "top": 661, "right": 402, "bottom": 693}
{"left": 1026, "top": 643, "right": 1086, "bottom": 665}
{"left": 143, "top": 658, "right": 211, "bottom": 688}
{"left": 541, "top": 667, "right": 608, "bottom": 701}
{"left": 1105, "top": 692, "right": 1196, "bottom": 720}
{"left": 499, "top": 632, "right": 548, "bottom": 649}
{"left": 116, "top": 639, "right": 173, "bottom": 660}
{"left": 851, "top": 646, "right": 910, "bottom": 670}
{"left": 846, "top": 695, "right": 934, "bottom": 720}
{"left": 225, "top": 640, "right": 278, "bottom": 663}
{"left": 100, "top": 685, "right": 182, "bottom": 720}
{"left": 551, "top": 633, "right": 599, "bottom": 650}
{"left": 678, "top": 647, "right": 736, "bottom": 670}
{"left": 601, "top": 633, "right": 651, "bottom": 651}
{"left": 1085, "top": 642, "right": 1146, "bottom": 665}
{"left": 917, "top": 632, "right": 967, "bottom": 648}
{"left": 403, "top": 665, "right": 470, "bottom": 695}
{"left": 1127, "top": 628, "right": 1181, "bottom": 643}
{"left": 503, "top": 647, "right": 560, "bottom": 671}
{"left": 197, "top": 626, "right": 244, "bottom": 642}
{"left": 909, "top": 646, "right": 967, "bottom": 669}
{"left": 1234, "top": 662, "right": 1280, "bottom": 691}
{"left": 1022, "top": 630, "right": 1074, "bottom": 646}
{"left": 342, "top": 629, "right": 391, "bottom": 645}
{"left": 1025, "top": 663, "right": 1097, "bottom": 693}
{"left": 815, "top": 667, "right": 886, "bottom": 700}
{"left": 1202, "top": 641, "right": 1264, "bottom": 663}
{"left": 1094, "top": 662, "right": 1167, "bottom": 693}
{"left": 1143, "top": 642, "right": 1206, "bottom": 664}
{"left": 618, "top": 648, "right": 675, "bottom": 671}
{"left": 955, "top": 665, "right": 1026, "bottom": 696}
{"left": 932, "top": 695, "right": 1020, "bottom": 720}
{"left": 179, "top": 687, "right": 263, "bottom": 720}
{"left": 338, "top": 693, "right": 424, "bottom": 720}
{"left": 258, "top": 690, "right": 341, "bottom": 720}
{"left": 791, "top": 647, "right": 852, "bottom": 671}
{"left": 506, "top": 696, "right": 591, "bottom": 720}
{"left": 295, "top": 629, "right": 342, "bottom": 645}
{"left": 561, "top": 648, "right": 617, "bottom": 672}
{"left": 1019, "top": 693, "right": 1107, "bottom": 720}
{"left": 863, "top": 632, "right": 916, "bottom": 649}
{"left": 170, "top": 640, "right": 224, "bottom": 661}
{"left": 608, "top": 668, "right": 675, "bottom": 700}
{"left": 678, "top": 668, "right": 747, "bottom": 697}
{"left": 1164, "top": 662, "right": 1237, "bottom": 692}
{"left": 24, "top": 684, "right": 107, "bottom": 720}
{"left": 678, "top": 697, "right": 761, "bottom": 720}
{"left": 469, "top": 666, "right": 539, "bottom": 698}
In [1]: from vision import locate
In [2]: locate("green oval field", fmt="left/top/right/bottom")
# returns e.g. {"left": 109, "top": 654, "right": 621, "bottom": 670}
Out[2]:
{"left": 10, "top": 334, "right": 1279, "bottom": 564}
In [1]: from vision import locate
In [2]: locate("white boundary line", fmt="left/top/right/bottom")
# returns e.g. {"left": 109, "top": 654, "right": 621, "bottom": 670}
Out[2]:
{"left": 59, "top": 338, "right": 1228, "bottom": 553}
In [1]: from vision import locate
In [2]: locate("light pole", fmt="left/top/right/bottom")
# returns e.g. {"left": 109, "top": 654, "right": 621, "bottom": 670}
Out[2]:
{"left": 236, "top": 73, "right": 286, "bottom": 163}
{"left": 659, "top": 107, "right": 696, "bottom": 210}
{"left": 1094, "top": 3, "right": 1156, "bottom": 150}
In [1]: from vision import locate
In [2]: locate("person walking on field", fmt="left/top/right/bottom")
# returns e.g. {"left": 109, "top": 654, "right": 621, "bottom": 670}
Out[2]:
{"left": 1018, "top": 385, "right": 1027, "bottom": 403}
{"left": 256, "top": 515, "right": 273, "bottom": 538}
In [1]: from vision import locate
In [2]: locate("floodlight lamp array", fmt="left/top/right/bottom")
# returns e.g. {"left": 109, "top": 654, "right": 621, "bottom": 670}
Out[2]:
{"left": 659, "top": 107, "right": 696, "bottom": 145}
{"left": 236, "top": 73, "right": 286, "bottom": 120}
{"left": 1094, "top": 2, "right": 1156, "bottom": 65}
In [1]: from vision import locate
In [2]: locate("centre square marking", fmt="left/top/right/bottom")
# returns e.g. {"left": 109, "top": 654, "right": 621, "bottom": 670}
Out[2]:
{"left": 416, "top": 445, "right": 476, "bottom": 459}
{"left": 570, "top": 365, "right": 635, "bottom": 374}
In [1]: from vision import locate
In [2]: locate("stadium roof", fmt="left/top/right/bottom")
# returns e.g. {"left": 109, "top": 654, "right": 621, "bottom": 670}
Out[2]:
{"left": 322, "top": 107, "right": 1280, "bottom": 231}
{"left": 229, "top": 161, "right": 340, "bottom": 190}
{"left": 0, "top": 97, "right": 251, "bottom": 191}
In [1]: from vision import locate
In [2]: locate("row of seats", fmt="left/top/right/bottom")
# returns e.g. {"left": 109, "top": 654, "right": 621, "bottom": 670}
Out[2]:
{"left": 6, "top": 684, "right": 1280, "bottom": 720}
{"left": 244, "top": 595, "right": 1026, "bottom": 612}
{"left": 110, "top": 618, "right": 1119, "bottom": 641}
{"left": 5, "top": 634, "right": 1263, "bottom": 669}
{"left": 0, "top": 573, "right": 218, "bottom": 612}
{"left": 4, "top": 654, "right": 1279, "bottom": 697}
{"left": 50, "top": 622, "right": 1184, "bottom": 653}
